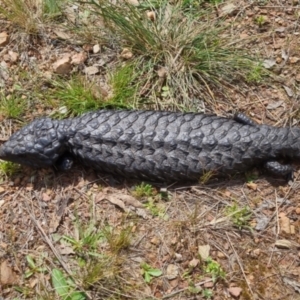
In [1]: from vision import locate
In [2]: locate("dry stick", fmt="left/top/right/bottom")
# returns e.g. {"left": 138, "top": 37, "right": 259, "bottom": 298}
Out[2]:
{"left": 22, "top": 195, "right": 93, "bottom": 300}
{"left": 225, "top": 232, "right": 254, "bottom": 297}
{"left": 24, "top": 194, "right": 135, "bottom": 300}
{"left": 162, "top": 278, "right": 213, "bottom": 299}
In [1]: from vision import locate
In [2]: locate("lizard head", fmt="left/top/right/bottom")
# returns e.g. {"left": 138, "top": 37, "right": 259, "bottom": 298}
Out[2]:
{"left": 0, "top": 118, "right": 66, "bottom": 169}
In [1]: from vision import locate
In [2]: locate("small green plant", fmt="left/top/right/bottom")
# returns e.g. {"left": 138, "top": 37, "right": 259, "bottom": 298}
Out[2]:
{"left": 102, "top": 225, "right": 132, "bottom": 254}
{"left": 199, "top": 170, "right": 215, "bottom": 184}
{"left": 43, "top": 0, "right": 62, "bottom": 18}
{"left": 61, "top": 221, "right": 105, "bottom": 257}
{"left": 0, "top": 94, "right": 26, "bottom": 118}
{"left": 226, "top": 203, "right": 252, "bottom": 230}
{"left": 204, "top": 257, "right": 226, "bottom": 282}
{"left": 246, "top": 63, "right": 265, "bottom": 83}
{"left": 24, "top": 255, "right": 47, "bottom": 279}
{"left": 202, "top": 288, "right": 213, "bottom": 299}
{"left": 0, "top": 161, "right": 20, "bottom": 177}
{"left": 89, "top": 0, "right": 263, "bottom": 109}
{"left": 108, "top": 63, "right": 139, "bottom": 108}
{"left": 52, "top": 268, "right": 86, "bottom": 300}
{"left": 255, "top": 15, "right": 267, "bottom": 27}
{"left": 140, "top": 262, "right": 162, "bottom": 283}
{"left": 132, "top": 182, "right": 156, "bottom": 198}
{"left": 50, "top": 76, "right": 103, "bottom": 117}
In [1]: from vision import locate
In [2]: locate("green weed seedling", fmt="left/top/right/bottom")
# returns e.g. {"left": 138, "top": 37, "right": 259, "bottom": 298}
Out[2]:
{"left": 52, "top": 268, "right": 86, "bottom": 300}
{"left": 205, "top": 257, "right": 226, "bottom": 283}
{"left": 202, "top": 288, "right": 213, "bottom": 299}
{"left": 0, "top": 161, "right": 20, "bottom": 177}
{"left": 140, "top": 262, "right": 162, "bottom": 283}
{"left": 255, "top": 15, "right": 267, "bottom": 27}
{"left": 61, "top": 222, "right": 106, "bottom": 258}
{"left": 132, "top": 182, "right": 156, "bottom": 198}
{"left": 24, "top": 255, "right": 47, "bottom": 279}
{"left": 226, "top": 203, "right": 252, "bottom": 230}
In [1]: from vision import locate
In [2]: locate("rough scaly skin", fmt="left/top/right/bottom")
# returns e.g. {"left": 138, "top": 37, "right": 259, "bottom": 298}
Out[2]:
{"left": 0, "top": 110, "right": 300, "bottom": 182}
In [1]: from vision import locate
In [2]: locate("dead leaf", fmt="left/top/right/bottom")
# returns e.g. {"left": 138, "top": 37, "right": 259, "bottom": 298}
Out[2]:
{"left": 0, "top": 186, "right": 4, "bottom": 193}
{"left": 189, "top": 258, "right": 200, "bottom": 268}
{"left": 53, "top": 29, "right": 71, "bottom": 40}
{"left": 279, "top": 213, "right": 291, "bottom": 234}
{"left": 266, "top": 100, "right": 283, "bottom": 110}
{"left": 0, "top": 260, "right": 18, "bottom": 286}
{"left": 275, "top": 239, "right": 292, "bottom": 249}
{"left": 157, "top": 67, "right": 167, "bottom": 78}
{"left": 59, "top": 245, "right": 75, "bottom": 255}
{"left": 228, "top": 286, "right": 242, "bottom": 298}
{"left": 290, "top": 57, "right": 300, "bottom": 64}
{"left": 105, "top": 195, "right": 126, "bottom": 210}
{"left": 198, "top": 245, "right": 210, "bottom": 260}
{"left": 42, "top": 192, "right": 51, "bottom": 202}
{"left": 247, "top": 182, "right": 257, "bottom": 190}
{"left": 283, "top": 85, "right": 294, "bottom": 97}
{"left": 116, "top": 194, "right": 143, "bottom": 208}
{"left": 71, "top": 52, "right": 87, "bottom": 65}
{"left": 220, "top": 3, "right": 238, "bottom": 16}
{"left": 0, "top": 31, "right": 9, "bottom": 47}
{"left": 262, "top": 58, "right": 276, "bottom": 69}
{"left": 53, "top": 56, "right": 72, "bottom": 74}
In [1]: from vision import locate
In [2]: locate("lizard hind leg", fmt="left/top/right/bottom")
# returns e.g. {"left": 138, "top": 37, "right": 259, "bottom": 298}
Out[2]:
{"left": 264, "top": 161, "right": 294, "bottom": 181}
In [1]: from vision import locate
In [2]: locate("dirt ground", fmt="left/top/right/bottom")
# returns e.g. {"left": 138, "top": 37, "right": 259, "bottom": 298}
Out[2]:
{"left": 1, "top": 0, "right": 300, "bottom": 299}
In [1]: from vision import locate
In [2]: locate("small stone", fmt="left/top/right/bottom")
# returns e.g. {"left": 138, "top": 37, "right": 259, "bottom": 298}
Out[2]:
{"left": 189, "top": 258, "right": 199, "bottom": 268}
{"left": 150, "top": 237, "right": 160, "bottom": 245}
{"left": 120, "top": 48, "right": 133, "bottom": 59}
{"left": 279, "top": 213, "right": 291, "bottom": 234}
{"left": 71, "top": 52, "right": 87, "bottom": 65}
{"left": 84, "top": 66, "right": 99, "bottom": 75}
{"left": 290, "top": 225, "right": 295, "bottom": 235}
{"left": 166, "top": 264, "right": 179, "bottom": 280}
{"left": 174, "top": 253, "right": 183, "bottom": 262}
{"left": 157, "top": 67, "right": 167, "bottom": 78}
{"left": 93, "top": 44, "right": 101, "bottom": 54}
{"left": 8, "top": 51, "right": 18, "bottom": 62}
{"left": 296, "top": 207, "right": 300, "bottom": 214}
{"left": 220, "top": 3, "right": 238, "bottom": 16}
{"left": 217, "top": 251, "right": 226, "bottom": 259}
{"left": 228, "top": 286, "right": 242, "bottom": 298}
{"left": 53, "top": 56, "right": 72, "bottom": 74}
{"left": 203, "top": 277, "right": 214, "bottom": 288}
{"left": 0, "top": 31, "right": 9, "bottom": 47}
{"left": 290, "top": 57, "right": 300, "bottom": 64}
{"left": 146, "top": 11, "right": 156, "bottom": 21}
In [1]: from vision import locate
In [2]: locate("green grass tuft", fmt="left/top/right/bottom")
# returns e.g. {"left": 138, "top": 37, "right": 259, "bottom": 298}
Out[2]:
{"left": 88, "top": 0, "right": 266, "bottom": 109}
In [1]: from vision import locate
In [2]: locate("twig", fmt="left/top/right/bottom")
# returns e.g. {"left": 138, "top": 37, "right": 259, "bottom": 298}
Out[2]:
{"left": 23, "top": 195, "right": 93, "bottom": 300}
{"left": 226, "top": 232, "right": 254, "bottom": 297}
{"left": 162, "top": 278, "right": 213, "bottom": 299}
